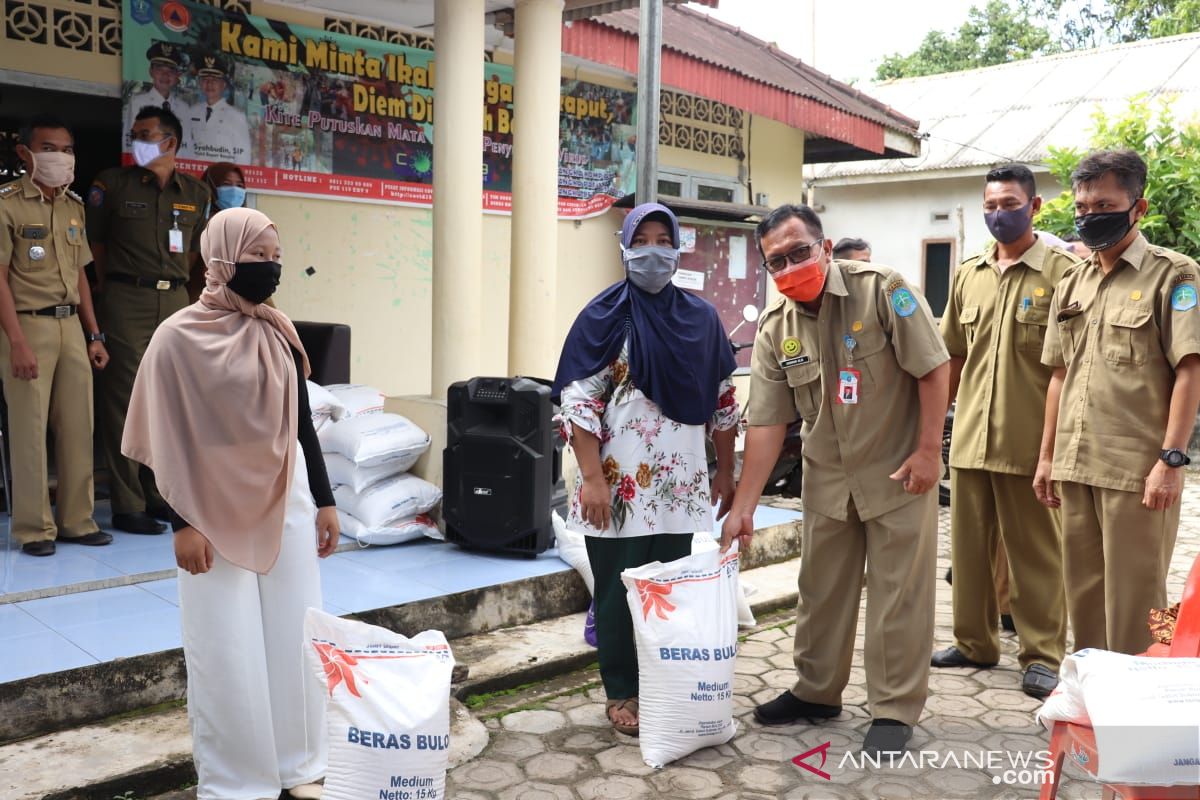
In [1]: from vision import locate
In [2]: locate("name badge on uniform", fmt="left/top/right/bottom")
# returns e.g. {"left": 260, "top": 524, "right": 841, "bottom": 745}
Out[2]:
{"left": 168, "top": 209, "right": 184, "bottom": 254}
{"left": 19, "top": 224, "right": 47, "bottom": 240}
{"left": 780, "top": 355, "right": 811, "bottom": 368}
{"left": 836, "top": 368, "right": 860, "bottom": 405}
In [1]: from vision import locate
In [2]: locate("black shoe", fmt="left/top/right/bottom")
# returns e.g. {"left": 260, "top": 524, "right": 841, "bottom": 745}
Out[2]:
{"left": 944, "top": 566, "right": 952, "bottom": 585}
{"left": 111, "top": 512, "right": 166, "bottom": 535}
{"left": 862, "top": 718, "right": 912, "bottom": 756}
{"left": 57, "top": 531, "right": 113, "bottom": 546}
{"left": 1001, "top": 613, "right": 1017, "bottom": 634}
{"left": 21, "top": 540, "right": 56, "bottom": 557}
{"left": 931, "top": 646, "right": 998, "bottom": 669}
{"left": 1022, "top": 664, "right": 1059, "bottom": 699}
{"left": 145, "top": 504, "right": 171, "bottom": 521}
{"left": 753, "top": 692, "right": 841, "bottom": 726}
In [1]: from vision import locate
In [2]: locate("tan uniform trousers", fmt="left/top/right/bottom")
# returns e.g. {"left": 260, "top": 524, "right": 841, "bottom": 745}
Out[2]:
{"left": 950, "top": 469, "right": 1066, "bottom": 670}
{"left": 1059, "top": 480, "right": 1180, "bottom": 655}
{"left": 791, "top": 492, "right": 937, "bottom": 726}
{"left": 0, "top": 315, "right": 98, "bottom": 544}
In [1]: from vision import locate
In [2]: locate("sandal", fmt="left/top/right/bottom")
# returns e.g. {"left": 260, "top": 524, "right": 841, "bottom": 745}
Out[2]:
{"left": 606, "top": 697, "right": 640, "bottom": 737}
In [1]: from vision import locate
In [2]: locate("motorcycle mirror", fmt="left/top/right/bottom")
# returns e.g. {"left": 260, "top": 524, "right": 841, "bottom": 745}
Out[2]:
{"left": 742, "top": 305, "right": 760, "bottom": 324}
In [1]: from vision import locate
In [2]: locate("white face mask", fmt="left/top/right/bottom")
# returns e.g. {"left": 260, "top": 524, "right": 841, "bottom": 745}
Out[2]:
{"left": 131, "top": 138, "right": 166, "bottom": 168}
{"left": 30, "top": 151, "right": 75, "bottom": 188}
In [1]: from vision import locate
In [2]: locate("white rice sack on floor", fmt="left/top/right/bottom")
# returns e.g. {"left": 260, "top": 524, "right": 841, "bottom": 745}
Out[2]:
{"left": 325, "top": 383, "right": 386, "bottom": 418}
{"left": 339, "top": 509, "right": 439, "bottom": 546}
{"left": 308, "top": 381, "right": 347, "bottom": 423}
{"left": 552, "top": 511, "right": 594, "bottom": 594}
{"left": 304, "top": 609, "right": 454, "bottom": 800}
{"left": 692, "top": 532, "right": 756, "bottom": 628}
{"left": 326, "top": 453, "right": 413, "bottom": 494}
{"left": 320, "top": 413, "right": 431, "bottom": 469}
{"left": 334, "top": 473, "right": 442, "bottom": 528}
{"left": 621, "top": 544, "right": 741, "bottom": 768}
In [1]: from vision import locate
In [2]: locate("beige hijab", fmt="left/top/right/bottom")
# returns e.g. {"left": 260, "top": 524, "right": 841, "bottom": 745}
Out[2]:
{"left": 122, "top": 208, "right": 311, "bottom": 574}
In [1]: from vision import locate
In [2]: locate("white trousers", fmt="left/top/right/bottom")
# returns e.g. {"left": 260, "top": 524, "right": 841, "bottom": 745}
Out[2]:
{"left": 179, "top": 449, "right": 327, "bottom": 800}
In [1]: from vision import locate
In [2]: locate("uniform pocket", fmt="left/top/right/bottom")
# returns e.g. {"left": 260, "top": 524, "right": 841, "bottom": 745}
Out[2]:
{"left": 1015, "top": 305, "right": 1050, "bottom": 354}
{"left": 11, "top": 236, "right": 48, "bottom": 273}
{"left": 118, "top": 202, "right": 151, "bottom": 220}
{"left": 1104, "top": 304, "right": 1154, "bottom": 366}
{"left": 785, "top": 361, "right": 822, "bottom": 422}
{"left": 959, "top": 305, "right": 980, "bottom": 346}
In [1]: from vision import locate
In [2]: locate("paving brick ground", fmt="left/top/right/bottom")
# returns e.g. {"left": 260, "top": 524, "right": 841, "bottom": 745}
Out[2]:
{"left": 447, "top": 482, "right": 1200, "bottom": 800}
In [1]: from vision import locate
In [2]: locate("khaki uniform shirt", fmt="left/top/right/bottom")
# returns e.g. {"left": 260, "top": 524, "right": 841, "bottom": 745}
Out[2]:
{"left": 1041, "top": 233, "right": 1200, "bottom": 492}
{"left": 747, "top": 261, "right": 950, "bottom": 521}
{"left": 942, "top": 236, "right": 1079, "bottom": 475}
{"left": 0, "top": 175, "right": 88, "bottom": 311}
{"left": 85, "top": 166, "right": 209, "bottom": 282}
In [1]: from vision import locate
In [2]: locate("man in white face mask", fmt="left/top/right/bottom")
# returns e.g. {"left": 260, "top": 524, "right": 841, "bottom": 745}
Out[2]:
{"left": 0, "top": 115, "right": 111, "bottom": 556}
{"left": 85, "top": 106, "right": 211, "bottom": 536}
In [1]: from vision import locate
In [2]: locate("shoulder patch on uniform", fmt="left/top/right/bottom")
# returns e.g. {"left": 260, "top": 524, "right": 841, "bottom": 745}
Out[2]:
{"left": 1171, "top": 283, "right": 1198, "bottom": 312}
{"left": 87, "top": 185, "right": 105, "bottom": 207}
{"left": 885, "top": 277, "right": 905, "bottom": 295}
{"left": 1172, "top": 273, "right": 1196, "bottom": 287}
{"left": 891, "top": 286, "right": 918, "bottom": 318}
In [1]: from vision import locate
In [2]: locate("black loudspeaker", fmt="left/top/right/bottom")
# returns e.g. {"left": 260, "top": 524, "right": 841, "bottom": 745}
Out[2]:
{"left": 443, "top": 377, "right": 557, "bottom": 556}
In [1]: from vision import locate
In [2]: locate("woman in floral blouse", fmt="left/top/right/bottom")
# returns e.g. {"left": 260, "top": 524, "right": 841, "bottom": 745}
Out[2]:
{"left": 552, "top": 202, "right": 741, "bottom": 736}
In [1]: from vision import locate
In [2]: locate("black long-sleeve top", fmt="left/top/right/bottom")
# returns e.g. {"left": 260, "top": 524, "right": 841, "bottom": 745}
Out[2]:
{"left": 168, "top": 346, "right": 335, "bottom": 532}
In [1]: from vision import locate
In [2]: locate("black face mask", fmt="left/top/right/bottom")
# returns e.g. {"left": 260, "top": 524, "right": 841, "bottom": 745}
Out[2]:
{"left": 227, "top": 260, "right": 281, "bottom": 305}
{"left": 1075, "top": 203, "right": 1137, "bottom": 252}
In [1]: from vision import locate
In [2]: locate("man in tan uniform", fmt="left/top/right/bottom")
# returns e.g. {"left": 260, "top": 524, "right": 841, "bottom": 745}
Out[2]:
{"left": 933, "top": 164, "right": 1077, "bottom": 698}
{"left": 87, "top": 106, "right": 209, "bottom": 535}
{"left": 721, "top": 204, "right": 949, "bottom": 755}
{"left": 0, "top": 116, "right": 111, "bottom": 556}
{"left": 1037, "top": 149, "right": 1200, "bottom": 655}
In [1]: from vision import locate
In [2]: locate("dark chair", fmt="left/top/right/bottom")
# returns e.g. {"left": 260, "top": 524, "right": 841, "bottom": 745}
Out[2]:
{"left": 293, "top": 322, "right": 351, "bottom": 386}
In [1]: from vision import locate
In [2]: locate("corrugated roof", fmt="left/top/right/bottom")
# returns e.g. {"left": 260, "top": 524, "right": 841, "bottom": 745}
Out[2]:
{"left": 587, "top": 5, "right": 919, "bottom": 135}
{"left": 814, "top": 32, "right": 1200, "bottom": 181}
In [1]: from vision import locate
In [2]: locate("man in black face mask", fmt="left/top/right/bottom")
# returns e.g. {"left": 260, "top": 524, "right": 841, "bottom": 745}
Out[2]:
{"left": 1035, "top": 149, "right": 1200, "bottom": 655}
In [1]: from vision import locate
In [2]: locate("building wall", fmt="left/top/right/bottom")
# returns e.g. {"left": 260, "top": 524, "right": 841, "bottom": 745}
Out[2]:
{"left": 812, "top": 172, "right": 1067, "bottom": 291}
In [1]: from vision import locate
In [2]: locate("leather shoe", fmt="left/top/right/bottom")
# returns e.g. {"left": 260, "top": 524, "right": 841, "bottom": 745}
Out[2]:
{"left": 753, "top": 692, "right": 841, "bottom": 726}
{"left": 111, "top": 512, "right": 166, "bottom": 535}
{"left": 1022, "top": 663, "right": 1059, "bottom": 699}
{"left": 57, "top": 531, "right": 113, "bottom": 546}
{"left": 21, "top": 540, "right": 56, "bottom": 557}
{"left": 931, "top": 646, "right": 997, "bottom": 669}
{"left": 862, "top": 718, "right": 912, "bottom": 756}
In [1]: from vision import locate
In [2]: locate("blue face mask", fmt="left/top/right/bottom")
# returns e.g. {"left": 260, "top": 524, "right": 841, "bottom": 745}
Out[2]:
{"left": 216, "top": 184, "right": 246, "bottom": 209}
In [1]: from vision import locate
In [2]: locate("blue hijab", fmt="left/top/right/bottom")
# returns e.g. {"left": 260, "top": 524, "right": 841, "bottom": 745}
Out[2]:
{"left": 552, "top": 203, "right": 736, "bottom": 426}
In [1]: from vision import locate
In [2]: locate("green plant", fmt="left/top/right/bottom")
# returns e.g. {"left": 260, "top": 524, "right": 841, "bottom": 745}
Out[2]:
{"left": 1035, "top": 95, "right": 1200, "bottom": 260}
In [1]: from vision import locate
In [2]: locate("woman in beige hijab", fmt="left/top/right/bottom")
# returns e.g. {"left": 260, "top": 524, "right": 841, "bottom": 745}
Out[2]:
{"left": 124, "top": 207, "right": 337, "bottom": 800}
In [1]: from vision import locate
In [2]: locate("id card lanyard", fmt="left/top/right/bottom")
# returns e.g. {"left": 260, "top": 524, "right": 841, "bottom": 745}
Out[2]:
{"left": 168, "top": 209, "right": 184, "bottom": 254}
{"left": 837, "top": 333, "right": 860, "bottom": 405}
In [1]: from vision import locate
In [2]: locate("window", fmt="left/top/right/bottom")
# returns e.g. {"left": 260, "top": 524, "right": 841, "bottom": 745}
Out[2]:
{"left": 658, "top": 168, "right": 743, "bottom": 203}
{"left": 922, "top": 239, "right": 956, "bottom": 318}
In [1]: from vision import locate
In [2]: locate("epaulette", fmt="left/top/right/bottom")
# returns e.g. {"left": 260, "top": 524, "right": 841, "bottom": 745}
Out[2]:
{"left": 65, "top": 188, "right": 83, "bottom": 204}
{"left": 0, "top": 181, "right": 21, "bottom": 199}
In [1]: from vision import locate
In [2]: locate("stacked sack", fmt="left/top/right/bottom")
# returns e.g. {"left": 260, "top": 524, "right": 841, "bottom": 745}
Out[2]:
{"left": 310, "top": 382, "right": 443, "bottom": 546}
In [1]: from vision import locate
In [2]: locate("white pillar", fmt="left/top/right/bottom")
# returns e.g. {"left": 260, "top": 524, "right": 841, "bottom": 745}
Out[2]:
{"left": 432, "top": 0, "right": 485, "bottom": 399}
{"left": 508, "top": 0, "right": 564, "bottom": 380}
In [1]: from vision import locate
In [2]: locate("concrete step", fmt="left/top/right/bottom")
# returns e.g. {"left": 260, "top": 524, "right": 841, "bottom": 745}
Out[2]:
{"left": 0, "top": 518, "right": 800, "bottom": 745}
{"left": 0, "top": 556, "right": 802, "bottom": 800}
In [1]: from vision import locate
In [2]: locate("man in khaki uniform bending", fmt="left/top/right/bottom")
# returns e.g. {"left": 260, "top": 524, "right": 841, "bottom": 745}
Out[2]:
{"left": 933, "top": 164, "right": 1077, "bottom": 698}
{"left": 721, "top": 204, "right": 949, "bottom": 755}
{"left": 1036, "top": 149, "right": 1200, "bottom": 655}
{"left": 0, "top": 116, "right": 111, "bottom": 556}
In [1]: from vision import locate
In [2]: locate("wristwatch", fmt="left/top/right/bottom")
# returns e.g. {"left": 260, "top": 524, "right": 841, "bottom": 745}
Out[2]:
{"left": 1160, "top": 448, "right": 1191, "bottom": 468}
{"left": 86, "top": 332, "right": 105, "bottom": 343}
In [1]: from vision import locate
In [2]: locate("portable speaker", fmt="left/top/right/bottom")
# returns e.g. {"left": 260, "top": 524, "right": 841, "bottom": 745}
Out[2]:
{"left": 442, "top": 377, "right": 557, "bottom": 556}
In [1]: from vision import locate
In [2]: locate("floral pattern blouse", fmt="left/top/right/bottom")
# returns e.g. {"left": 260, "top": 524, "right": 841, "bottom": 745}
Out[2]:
{"left": 557, "top": 340, "right": 740, "bottom": 538}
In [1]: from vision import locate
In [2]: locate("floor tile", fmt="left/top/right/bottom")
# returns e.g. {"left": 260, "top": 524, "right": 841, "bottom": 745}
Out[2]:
{"left": 56, "top": 606, "right": 181, "bottom": 661}
{"left": 335, "top": 538, "right": 474, "bottom": 571}
{"left": 317, "top": 557, "right": 444, "bottom": 613}
{"left": 0, "top": 603, "right": 52, "bottom": 640}
{"left": 0, "top": 548, "right": 124, "bottom": 597}
{"left": 83, "top": 542, "right": 177, "bottom": 575}
{"left": 18, "top": 584, "right": 175, "bottom": 628}
{"left": 0, "top": 628, "right": 97, "bottom": 682}
{"left": 396, "top": 552, "right": 569, "bottom": 596}
{"left": 141, "top": 577, "right": 179, "bottom": 606}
